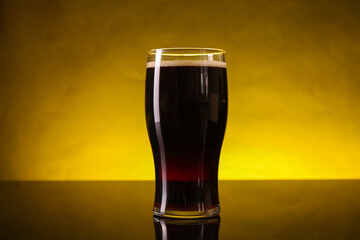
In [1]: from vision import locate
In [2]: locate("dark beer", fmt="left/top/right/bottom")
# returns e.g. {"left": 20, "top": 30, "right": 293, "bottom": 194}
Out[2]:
{"left": 146, "top": 60, "right": 227, "bottom": 217}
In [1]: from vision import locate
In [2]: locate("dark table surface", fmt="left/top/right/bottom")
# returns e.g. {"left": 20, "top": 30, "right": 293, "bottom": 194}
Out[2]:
{"left": 1, "top": 181, "right": 360, "bottom": 239}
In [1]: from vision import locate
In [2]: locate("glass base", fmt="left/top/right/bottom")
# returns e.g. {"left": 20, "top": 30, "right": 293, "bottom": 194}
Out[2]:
{"left": 153, "top": 205, "right": 220, "bottom": 219}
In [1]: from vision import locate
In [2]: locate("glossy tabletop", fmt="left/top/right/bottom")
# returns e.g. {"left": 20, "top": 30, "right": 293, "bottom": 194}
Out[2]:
{"left": 1, "top": 181, "right": 360, "bottom": 239}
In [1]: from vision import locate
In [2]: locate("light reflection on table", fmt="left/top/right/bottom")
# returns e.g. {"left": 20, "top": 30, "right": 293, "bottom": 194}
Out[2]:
{"left": 1, "top": 181, "right": 359, "bottom": 239}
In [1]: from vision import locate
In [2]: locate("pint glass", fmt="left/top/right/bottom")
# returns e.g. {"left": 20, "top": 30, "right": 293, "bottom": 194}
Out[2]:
{"left": 145, "top": 48, "right": 227, "bottom": 218}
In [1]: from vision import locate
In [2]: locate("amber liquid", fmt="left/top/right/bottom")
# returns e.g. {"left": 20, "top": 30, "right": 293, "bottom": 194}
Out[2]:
{"left": 145, "top": 65, "right": 227, "bottom": 212}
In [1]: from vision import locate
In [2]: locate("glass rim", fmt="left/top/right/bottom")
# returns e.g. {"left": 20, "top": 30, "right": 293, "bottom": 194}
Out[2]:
{"left": 148, "top": 47, "right": 225, "bottom": 56}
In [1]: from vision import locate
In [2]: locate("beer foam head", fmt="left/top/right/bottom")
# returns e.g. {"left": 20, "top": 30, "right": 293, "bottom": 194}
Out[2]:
{"left": 146, "top": 60, "right": 226, "bottom": 68}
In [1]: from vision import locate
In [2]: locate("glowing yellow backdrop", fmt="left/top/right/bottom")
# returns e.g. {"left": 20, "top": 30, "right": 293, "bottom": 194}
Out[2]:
{"left": 1, "top": 0, "right": 359, "bottom": 180}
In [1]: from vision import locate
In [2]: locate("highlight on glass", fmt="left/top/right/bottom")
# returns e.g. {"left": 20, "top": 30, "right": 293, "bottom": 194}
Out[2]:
{"left": 145, "top": 48, "right": 228, "bottom": 218}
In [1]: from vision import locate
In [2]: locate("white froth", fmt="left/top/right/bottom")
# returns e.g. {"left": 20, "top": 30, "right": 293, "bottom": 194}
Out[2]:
{"left": 146, "top": 60, "right": 226, "bottom": 68}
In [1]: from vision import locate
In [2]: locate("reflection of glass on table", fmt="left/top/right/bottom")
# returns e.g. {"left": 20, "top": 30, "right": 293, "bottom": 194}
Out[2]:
{"left": 153, "top": 216, "right": 220, "bottom": 240}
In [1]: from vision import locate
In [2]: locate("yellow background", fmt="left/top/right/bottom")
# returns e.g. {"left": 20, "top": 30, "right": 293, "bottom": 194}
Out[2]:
{"left": 1, "top": 0, "right": 359, "bottom": 180}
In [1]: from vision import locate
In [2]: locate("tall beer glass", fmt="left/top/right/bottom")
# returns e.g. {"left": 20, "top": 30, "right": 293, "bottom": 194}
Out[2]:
{"left": 145, "top": 48, "right": 227, "bottom": 218}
